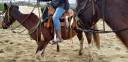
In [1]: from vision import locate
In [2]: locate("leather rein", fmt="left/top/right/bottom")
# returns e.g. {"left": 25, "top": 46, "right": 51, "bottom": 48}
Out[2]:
{"left": 3, "top": 5, "right": 42, "bottom": 35}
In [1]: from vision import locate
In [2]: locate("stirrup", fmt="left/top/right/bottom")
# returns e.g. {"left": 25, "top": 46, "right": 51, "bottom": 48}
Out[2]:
{"left": 50, "top": 38, "right": 62, "bottom": 45}
{"left": 50, "top": 34, "right": 63, "bottom": 44}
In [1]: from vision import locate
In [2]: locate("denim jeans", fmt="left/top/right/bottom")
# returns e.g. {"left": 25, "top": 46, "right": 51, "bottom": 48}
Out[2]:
{"left": 52, "top": 7, "right": 65, "bottom": 31}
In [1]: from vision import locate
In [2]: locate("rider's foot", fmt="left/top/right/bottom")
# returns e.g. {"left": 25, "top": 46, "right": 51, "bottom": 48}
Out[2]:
{"left": 50, "top": 38, "right": 63, "bottom": 45}
{"left": 50, "top": 30, "right": 63, "bottom": 44}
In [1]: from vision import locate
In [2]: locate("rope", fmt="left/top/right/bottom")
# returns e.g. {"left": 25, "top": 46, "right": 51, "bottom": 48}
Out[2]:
{"left": 76, "top": 27, "right": 128, "bottom": 33}
{"left": 36, "top": 1, "right": 45, "bottom": 41}
{"left": 8, "top": 2, "right": 45, "bottom": 36}
{"left": 12, "top": 2, "right": 49, "bottom": 35}
{"left": 10, "top": 4, "right": 38, "bottom": 35}
{"left": 11, "top": 5, "right": 37, "bottom": 30}
{"left": 29, "top": 4, "right": 48, "bottom": 34}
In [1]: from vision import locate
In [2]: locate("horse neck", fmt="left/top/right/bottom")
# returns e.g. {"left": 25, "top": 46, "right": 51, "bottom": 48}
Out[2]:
{"left": 11, "top": 9, "right": 39, "bottom": 30}
{"left": 76, "top": 0, "right": 85, "bottom": 6}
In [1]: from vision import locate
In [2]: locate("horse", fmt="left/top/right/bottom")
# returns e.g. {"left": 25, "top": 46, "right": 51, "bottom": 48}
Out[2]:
{"left": 76, "top": 0, "right": 128, "bottom": 48}
{"left": 2, "top": 3, "right": 85, "bottom": 55}
{"left": 45, "top": 3, "right": 101, "bottom": 53}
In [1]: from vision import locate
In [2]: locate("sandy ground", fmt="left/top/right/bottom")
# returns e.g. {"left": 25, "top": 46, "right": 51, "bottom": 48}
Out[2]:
{"left": 0, "top": 6, "right": 128, "bottom": 62}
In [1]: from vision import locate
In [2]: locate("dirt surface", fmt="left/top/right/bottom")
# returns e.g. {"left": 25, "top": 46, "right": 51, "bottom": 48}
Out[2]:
{"left": 0, "top": 6, "right": 128, "bottom": 62}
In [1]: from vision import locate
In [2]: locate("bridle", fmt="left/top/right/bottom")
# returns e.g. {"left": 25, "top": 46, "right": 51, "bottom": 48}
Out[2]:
{"left": 2, "top": 6, "right": 14, "bottom": 27}
{"left": 2, "top": 4, "right": 38, "bottom": 34}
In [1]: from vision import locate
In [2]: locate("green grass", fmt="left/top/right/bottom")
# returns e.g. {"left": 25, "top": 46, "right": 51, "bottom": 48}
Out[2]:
{"left": 0, "top": 3, "right": 4, "bottom": 11}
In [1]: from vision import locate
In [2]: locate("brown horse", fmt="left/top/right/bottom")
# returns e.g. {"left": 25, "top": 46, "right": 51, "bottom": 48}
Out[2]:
{"left": 45, "top": 4, "right": 100, "bottom": 52}
{"left": 76, "top": 0, "right": 128, "bottom": 48}
{"left": 2, "top": 3, "right": 85, "bottom": 55}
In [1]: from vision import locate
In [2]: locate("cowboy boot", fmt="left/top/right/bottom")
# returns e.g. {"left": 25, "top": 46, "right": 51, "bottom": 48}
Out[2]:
{"left": 56, "top": 30, "right": 63, "bottom": 42}
{"left": 50, "top": 29, "right": 57, "bottom": 44}
{"left": 50, "top": 29, "right": 63, "bottom": 44}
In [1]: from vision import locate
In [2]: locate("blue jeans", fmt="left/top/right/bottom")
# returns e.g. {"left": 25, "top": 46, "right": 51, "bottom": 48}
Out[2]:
{"left": 52, "top": 7, "right": 65, "bottom": 31}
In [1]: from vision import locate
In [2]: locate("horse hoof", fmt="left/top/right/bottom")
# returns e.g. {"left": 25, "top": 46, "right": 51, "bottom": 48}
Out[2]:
{"left": 79, "top": 51, "right": 83, "bottom": 55}
{"left": 79, "top": 52, "right": 83, "bottom": 55}
{"left": 49, "top": 39, "right": 63, "bottom": 45}
{"left": 12, "top": 30, "right": 16, "bottom": 33}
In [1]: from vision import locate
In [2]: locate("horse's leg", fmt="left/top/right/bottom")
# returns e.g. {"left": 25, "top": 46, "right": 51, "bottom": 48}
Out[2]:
{"left": 57, "top": 42, "right": 60, "bottom": 52}
{"left": 35, "top": 44, "right": 44, "bottom": 61}
{"left": 35, "top": 44, "right": 43, "bottom": 55}
{"left": 40, "top": 41, "right": 49, "bottom": 56}
{"left": 41, "top": 48, "right": 46, "bottom": 57}
{"left": 77, "top": 32, "right": 84, "bottom": 55}
{"left": 84, "top": 32, "right": 93, "bottom": 45}
{"left": 84, "top": 26, "right": 100, "bottom": 48}
{"left": 35, "top": 46, "right": 45, "bottom": 61}
{"left": 92, "top": 25, "right": 100, "bottom": 49}
{"left": 35, "top": 46, "right": 44, "bottom": 57}
{"left": 35, "top": 40, "right": 48, "bottom": 57}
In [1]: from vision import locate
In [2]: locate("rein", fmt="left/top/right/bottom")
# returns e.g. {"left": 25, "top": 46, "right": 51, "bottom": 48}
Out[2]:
{"left": 76, "top": 27, "right": 128, "bottom": 33}
{"left": 11, "top": 5, "right": 37, "bottom": 30}
{"left": 11, "top": 4, "right": 43, "bottom": 35}
{"left": 5, "top": 5, "right": 38, "bottom": 35}
{"left": 3, "top": 3, "right": 44, "bottom": 35}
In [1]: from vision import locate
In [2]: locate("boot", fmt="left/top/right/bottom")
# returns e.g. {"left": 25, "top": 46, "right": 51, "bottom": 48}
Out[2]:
{"left": 56, "top": 30, "right": 63, "bottom": 42}
{"left": 50, "top": 29, "right": 63, "bottom": 44}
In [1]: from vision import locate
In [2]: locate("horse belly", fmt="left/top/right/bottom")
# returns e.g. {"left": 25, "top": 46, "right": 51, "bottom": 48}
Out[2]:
{"left": 61, "top": 26, "right": 77, "bottom": 40}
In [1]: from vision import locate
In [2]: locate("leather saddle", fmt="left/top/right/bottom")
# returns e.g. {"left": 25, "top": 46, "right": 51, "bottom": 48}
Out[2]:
{"left": 42, "top": 4, "right": 76, "bottom": 29}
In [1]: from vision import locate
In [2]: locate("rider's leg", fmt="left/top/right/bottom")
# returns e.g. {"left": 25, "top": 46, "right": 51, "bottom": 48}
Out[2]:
{"left": 52, "top": 7, "right": 65, "bottom": 42}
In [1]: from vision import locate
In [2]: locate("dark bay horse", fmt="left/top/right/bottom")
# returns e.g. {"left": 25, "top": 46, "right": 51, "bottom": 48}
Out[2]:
{"left": 76, "top": 0, "right": 128, "bottom": 48}
{"left": 2, "top": 3, "right": 85, "bottom": 55}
